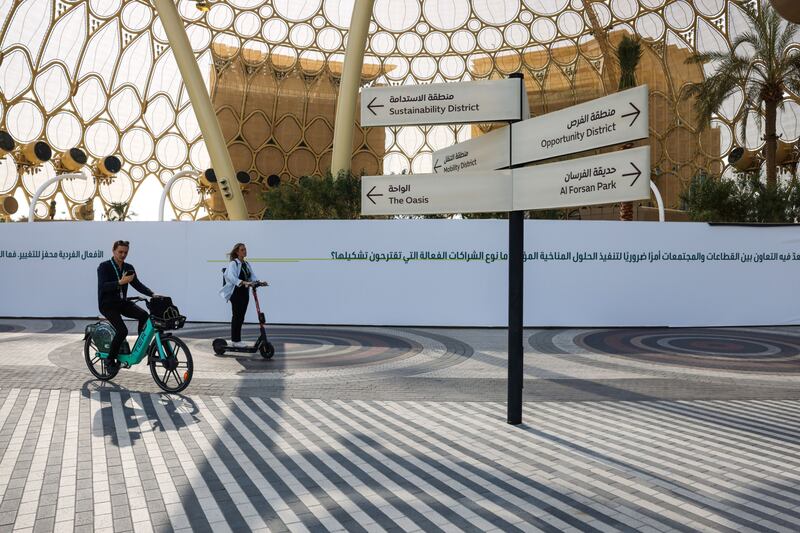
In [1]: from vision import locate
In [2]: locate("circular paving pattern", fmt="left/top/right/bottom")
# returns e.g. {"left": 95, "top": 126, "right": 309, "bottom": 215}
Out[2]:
{"left": 180, "top": 325, "right": 423, "bottom": 370}
{"left": 52, "top": 323, "right": 474, "bottom": 379}
{"left": 578, "top": 328, "right": 800, "bottom": 372}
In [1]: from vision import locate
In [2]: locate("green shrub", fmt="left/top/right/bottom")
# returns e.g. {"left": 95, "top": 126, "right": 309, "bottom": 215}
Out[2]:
{"left": 681, "top": 172, "right": 800, "bottom": 223}
{"left": 261, "top": 170, "right": 362, "bottom": 220}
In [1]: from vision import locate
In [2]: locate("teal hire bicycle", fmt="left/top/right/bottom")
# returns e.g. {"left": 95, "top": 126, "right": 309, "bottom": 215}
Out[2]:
{"left": 84, "top": 296, "right": 193, "bottom": 393}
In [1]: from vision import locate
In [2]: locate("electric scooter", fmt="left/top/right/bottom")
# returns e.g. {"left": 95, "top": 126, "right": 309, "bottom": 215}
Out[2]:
{"left": 213, "top": 281, "right": 275, "bottom": 359}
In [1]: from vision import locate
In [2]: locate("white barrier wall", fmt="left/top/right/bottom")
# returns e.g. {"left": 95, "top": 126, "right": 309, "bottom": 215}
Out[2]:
{"left": 0, "top": 220, "right": 798, "bottom": 327}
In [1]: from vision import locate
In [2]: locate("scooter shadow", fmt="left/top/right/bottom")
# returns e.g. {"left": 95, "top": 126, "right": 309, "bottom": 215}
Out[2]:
{"left": 81, "top": 378, "right": 200, "bottom": 449}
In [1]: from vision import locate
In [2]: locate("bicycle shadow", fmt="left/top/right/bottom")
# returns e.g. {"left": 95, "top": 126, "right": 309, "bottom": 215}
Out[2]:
{"left": 81, "top": 379, "right": 200, "bottom": 449}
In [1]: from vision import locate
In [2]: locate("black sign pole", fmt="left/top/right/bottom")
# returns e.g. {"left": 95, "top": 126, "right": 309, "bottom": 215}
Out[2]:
{"left": 507, "top": 72, "right": 524, "bottom": 425}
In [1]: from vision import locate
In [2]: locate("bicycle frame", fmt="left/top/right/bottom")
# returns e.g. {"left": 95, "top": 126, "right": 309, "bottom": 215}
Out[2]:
{"left": 97, "top": 318, "right": 172, "bottom": 366}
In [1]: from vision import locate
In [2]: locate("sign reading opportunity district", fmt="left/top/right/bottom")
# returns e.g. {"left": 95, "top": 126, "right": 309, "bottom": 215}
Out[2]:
{"left": 360, "top": 79, "right": 524, "bottom": 127}
{"left": 512, "top": 85, "right": 649, "bottom": 163}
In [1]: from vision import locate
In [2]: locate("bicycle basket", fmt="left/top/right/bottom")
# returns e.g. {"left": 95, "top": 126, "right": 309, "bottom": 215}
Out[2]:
{"left": 147, "top": 297, "right": 185, "bottom": 330}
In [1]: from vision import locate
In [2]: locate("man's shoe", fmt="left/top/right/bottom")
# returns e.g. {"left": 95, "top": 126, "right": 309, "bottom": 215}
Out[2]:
{"left": 231, "top": 341, "right": 247, "bottom": 348}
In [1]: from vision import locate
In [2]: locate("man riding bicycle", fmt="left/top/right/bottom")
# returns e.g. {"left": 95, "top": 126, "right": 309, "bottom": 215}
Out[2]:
{"left": 97, "top": 240, "right": 159, "bottom": 366}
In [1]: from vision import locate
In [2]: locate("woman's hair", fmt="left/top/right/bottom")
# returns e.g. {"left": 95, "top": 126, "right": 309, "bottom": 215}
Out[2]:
{"left": 228, "top": 243, "right": 245, "bottom": 261}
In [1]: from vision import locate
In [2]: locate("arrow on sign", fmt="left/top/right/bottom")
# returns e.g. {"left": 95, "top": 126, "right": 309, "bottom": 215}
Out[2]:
{"left": 621, "top": 102, "right": 641, "bottom": 127}
{"left": 366, "top": 185, "right": 383, "bottom": 204}
{"left": 433, "top": 159, "right": 442, "bottom": 174}
{"left": 623, "top": 162, "right": 642, "bottom": 186}
{"left": 367, "top": 97, "right": 384, "bottom": 116}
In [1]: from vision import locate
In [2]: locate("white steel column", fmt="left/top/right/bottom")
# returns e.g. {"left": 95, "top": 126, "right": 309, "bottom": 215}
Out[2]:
{"left": 331, "top": 0, "right": 375, "bottom": 175}
{"left": 151, "top": 0, "right": 248, "bottom": 220}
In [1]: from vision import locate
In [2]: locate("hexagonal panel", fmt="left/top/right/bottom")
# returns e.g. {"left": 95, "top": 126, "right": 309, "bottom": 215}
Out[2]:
{"left": 241, "top": 112, "right": 272, "bottom": 149}
{"left": 274, "top": 115, "right": 302, "bottom": 152}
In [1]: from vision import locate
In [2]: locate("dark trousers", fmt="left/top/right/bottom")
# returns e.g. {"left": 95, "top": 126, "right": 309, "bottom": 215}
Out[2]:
{"left": 100, "top": 301, "right": 149, "bottom": 359}
{"left": 230, "top": 286, "right": 250, "bottom": 342}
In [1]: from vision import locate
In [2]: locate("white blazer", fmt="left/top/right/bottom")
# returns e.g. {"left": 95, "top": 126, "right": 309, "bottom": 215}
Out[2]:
{"left": 219, "top": 259, "right": 259, "bottom": 302}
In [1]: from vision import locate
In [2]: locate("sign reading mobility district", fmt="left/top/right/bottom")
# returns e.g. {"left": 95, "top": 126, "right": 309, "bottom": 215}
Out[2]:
{"left": 361, "top": 170, "right": 513, "bottom": 216}
{"left": 512, "top": 85, "right": 649, "bottom": 163}
{"left": 432, "top": 127, "right": 510, "bottom": 174}
{"left": 360, "top": 79, "right": 524, "bottom": 127}
{"left": 513, "top": 146, "right": 651, "bottom": 211}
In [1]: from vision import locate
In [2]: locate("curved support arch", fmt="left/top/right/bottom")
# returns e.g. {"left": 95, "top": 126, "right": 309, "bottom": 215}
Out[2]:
{"left": 650, "top": 181, "right": 665, "bottom": 222}
{"left": 159, "top": 170, "right": 199, "bottom": 221}
{"left": 28, "top": 172, "right": 85, "bottom": 222}
{"left": 331, "top": 0, "right": 376, "bottom": 176}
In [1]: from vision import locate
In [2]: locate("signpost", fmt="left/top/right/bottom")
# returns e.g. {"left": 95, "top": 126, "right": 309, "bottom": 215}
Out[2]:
{"left": 514, "top": 147, "right": 651, "bottom": 211}
{"left": 361, "top": 171, "right": 512, "bottom": 216}
{"left": 360, "top": 79, "right": 525, "bottom": 127}
{"left": 360, "top": 76, "right": 651, "bottom": 427}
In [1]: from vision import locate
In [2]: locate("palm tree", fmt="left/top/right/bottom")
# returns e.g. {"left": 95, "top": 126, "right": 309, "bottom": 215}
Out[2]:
{"left": 106, "top": 202, "right": 135, "bottom": 221}
{"left": 686, "top": 1, "right": 800, "bottom": 189}
{"left": 617, "top": 34, "right": 642, "bottom": 221}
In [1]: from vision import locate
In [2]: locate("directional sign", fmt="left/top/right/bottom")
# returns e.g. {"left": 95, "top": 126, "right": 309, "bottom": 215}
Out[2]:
{"left": 361, "top": 171, "right": 512, "bottom": 216}
{"left": 511, "top": 85, "right": 649, "bottom": 165}
{"left": 361, "top": 79, "right": 524, "bottom": 127}
{"left": 513, "top": 146, "right": 651, "bottom": 211}
{"left": 431, "top": 127, "right": 510, "bottom": 174}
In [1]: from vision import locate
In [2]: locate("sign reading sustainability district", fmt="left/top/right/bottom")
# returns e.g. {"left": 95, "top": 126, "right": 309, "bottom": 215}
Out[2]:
{"left": 514, "top": 146, "right": 651, "bottom": 211}
{"left": 361, "top": 79, "right": 524, "bottom": 127}
{"left": 361, "top": 171, "right": 513, "bottom": 216}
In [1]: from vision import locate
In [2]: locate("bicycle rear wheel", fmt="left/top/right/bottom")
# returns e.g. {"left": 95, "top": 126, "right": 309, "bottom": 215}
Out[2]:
{"left": 149, "top": 336, "right": 193, "bottom": 393}
{"left": 84, "top": 335, "right": 119, "bottom": 381}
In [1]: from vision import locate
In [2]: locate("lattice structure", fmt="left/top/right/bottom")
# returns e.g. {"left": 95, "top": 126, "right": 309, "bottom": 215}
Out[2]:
{"left": 0, "top": 0, "right": 794, "bottom": 219}
{"left": 203, "top": 45, "right": 385, "bottom": 220}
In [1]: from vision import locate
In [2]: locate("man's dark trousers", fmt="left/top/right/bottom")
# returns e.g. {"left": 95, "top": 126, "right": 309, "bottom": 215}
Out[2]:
{"left": 100, "top": 301, "right": 149, "bottom": 359}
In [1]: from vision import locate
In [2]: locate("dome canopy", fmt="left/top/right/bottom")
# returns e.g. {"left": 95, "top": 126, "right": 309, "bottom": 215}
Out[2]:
{"left": 0, "top": 0, "right": 795, "bottom": 219}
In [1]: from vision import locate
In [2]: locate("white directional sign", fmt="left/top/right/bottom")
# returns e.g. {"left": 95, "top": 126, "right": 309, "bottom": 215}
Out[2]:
{"left": 361, "top": 79, "right": 524, "bottom": 127}
{"left": 432, "top": 127, "right": 510, "bottom": 174}
{"left": 511, "top": 85, "right": 649, "bottom": 165}
{"left": 513, "top": 146, "right": 651, "bottom": 211}
{"left": 361, "top": 171, "right": 512, "bottom": 216}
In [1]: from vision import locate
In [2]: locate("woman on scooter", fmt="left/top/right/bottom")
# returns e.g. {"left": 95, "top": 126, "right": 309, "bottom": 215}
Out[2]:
{"left": 220, "top": 243, "right": 262, "bottom": 348}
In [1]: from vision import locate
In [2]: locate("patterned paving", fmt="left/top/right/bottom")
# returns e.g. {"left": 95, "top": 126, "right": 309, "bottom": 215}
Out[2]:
{"left": 3, "top": 319, "right": 800, "bottom": 532}
{"left": 578, "top": 328, "right": 800, "bottom": 372}
{"left": 2, "top": 387, "right": 800, "bottom": 533}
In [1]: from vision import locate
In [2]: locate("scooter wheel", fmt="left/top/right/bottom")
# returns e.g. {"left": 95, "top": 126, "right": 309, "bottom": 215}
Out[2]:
{"left": 259, "top": 341, "right": 275, "bottom": 359}
{"left": 212, "top": 338, "right": 227, "bottom": 355}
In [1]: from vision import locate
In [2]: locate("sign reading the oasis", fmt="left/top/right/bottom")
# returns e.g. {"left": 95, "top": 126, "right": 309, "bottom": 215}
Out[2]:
{"left": 361, "top": 171, "right": 512, "bottom": 216}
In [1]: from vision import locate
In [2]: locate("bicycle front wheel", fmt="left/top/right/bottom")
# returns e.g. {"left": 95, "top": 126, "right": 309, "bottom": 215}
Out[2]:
{"left": 150, "top": 336, "right": 193, "bottom": 393}
{"left": 84, "top": 335, "right": 119, "bottom": 381}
